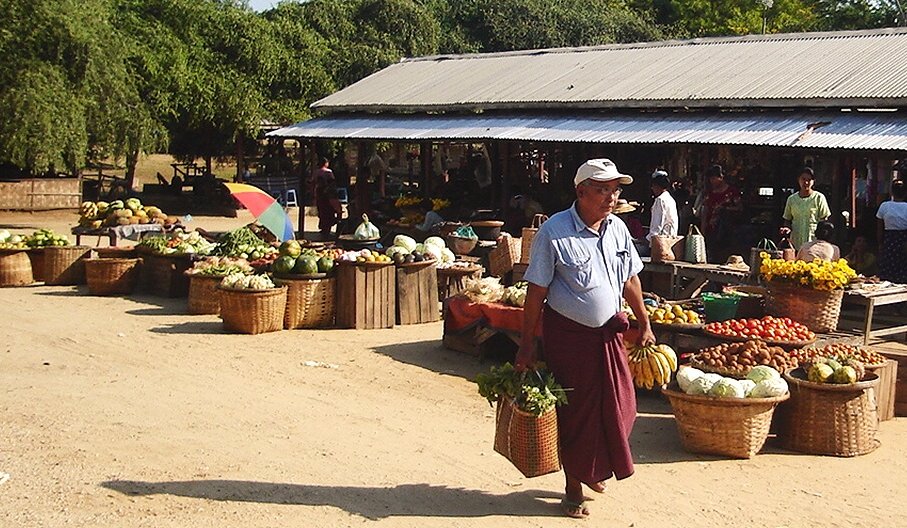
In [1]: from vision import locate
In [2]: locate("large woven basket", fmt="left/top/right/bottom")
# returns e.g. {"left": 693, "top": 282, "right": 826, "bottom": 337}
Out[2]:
{"left": 186, "top": 274, "right": 223, "bottom": 315}
{"left": 0, "top": 249, "right": 33, "bottom": 287}
{"left": 493, "top": 397, "right": 561, "bottom": 478}
{"left": 85, "top": 258, "right": 142, "bottom": 295}
{"left": 776, "top": 369, "right": 880, "bottom": 457}
{"left": 275, "top": 276, "right": 336, "bottom": 329}
{"left": 96, "top": 246, "right": 138, "bottom": 259}
{"left": 141, "top": 254, "right": 194, "bottom": 297}
{"left": 488, "top": 235, "right": 521, "bottom": 278}
{"left": 663, "top": 387, "right": 789, "bottom": 459}
{"left": 520, "top": 214, "right": 547, "bottom": 264}
{"left": 27, "top": 248, "right": 45, "bottom": 282}
{"left": 765, "top": 283, "right": 843, "bottom": 333}
{"left": 44, "top": 246, "right": 91, "bottom": 285}
{"left": 218, "top": 286, "right": 288, "bottom": 335}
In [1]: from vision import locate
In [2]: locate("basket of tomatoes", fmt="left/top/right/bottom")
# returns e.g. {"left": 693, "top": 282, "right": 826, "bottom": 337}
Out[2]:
{"left": 703, "top": 316, "right": 816, "bottom": 348}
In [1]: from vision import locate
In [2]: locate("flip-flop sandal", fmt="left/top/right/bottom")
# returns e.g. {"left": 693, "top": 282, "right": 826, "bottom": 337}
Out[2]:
{"left": 560, "top": 498, "right": 590, "bottom": 519}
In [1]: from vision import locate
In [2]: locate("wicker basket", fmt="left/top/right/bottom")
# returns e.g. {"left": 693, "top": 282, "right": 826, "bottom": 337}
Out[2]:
{"left": 85, "top": 258, "right": 142, "bottom": 295}
{"left": 777, "top": 369, "right": 880, "bottom": 457}
{"left": 218, "top": 286, "right": 288, "bottom": 335}
{"left": 765, "top": 283, "right": 843, "bottom": 333}
{"left": 96, "top": 246, "right": 138, "bottom": 259}
{"left": 663, "top": 387, "right": 789, "bottom": 459}
{"left": 141, "top": 254, "right": 194, "bottom": 297}
{"left": 520, "top": 214, "right": 548, "bottom": 264}
{"left": 493, "top": 396, "right": 561, "bottom": 478}
{"left": 488, "top": 235, "right": 521, "bottom": 278}
{"left": 445, "top": 235, "right": 478, "bottom": 255}
{"left": 44, "top": 246, "right": 91, "bottom": 285}
{"left": 27, "top": 248, "right": 45, "bottom": 282}
{"left": 0, "top": 249, "right": 34, "bottom": 287}
{"left": 186, "top": 274, "right": 223, "bottom": 315}
{"left": 275, "top": 276, "right": 336, "bottom": 329}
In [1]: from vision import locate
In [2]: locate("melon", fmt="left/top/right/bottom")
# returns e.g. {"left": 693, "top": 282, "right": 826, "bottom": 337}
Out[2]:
{"left": 294, "top": 255, "right": 319, "bottom": 275}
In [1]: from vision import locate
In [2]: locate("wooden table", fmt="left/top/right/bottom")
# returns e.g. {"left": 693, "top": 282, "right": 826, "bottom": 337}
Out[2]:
{"left": 642, "top": 258, "right": 750, "bottom": 299}
{"left": 72, "top": 224, "right": 165, "bottom": 246}
{"left": 841, "top": 286, "right": 907, "bottom": 345}
{"left": 437, "top": 265, "right": 483, "bottom": 300}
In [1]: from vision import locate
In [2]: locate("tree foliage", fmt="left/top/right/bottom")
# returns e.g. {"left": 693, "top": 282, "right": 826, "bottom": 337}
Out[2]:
{"left": 0, "top": 0, "right": 902, "bottom": 177}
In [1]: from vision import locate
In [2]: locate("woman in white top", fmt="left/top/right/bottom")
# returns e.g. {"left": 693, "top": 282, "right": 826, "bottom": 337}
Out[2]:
{"left": 877, "top": 180, "right": 907, "bottom": 283}
{"left": 797, "top": 221, "right": 840, "bottom": 262}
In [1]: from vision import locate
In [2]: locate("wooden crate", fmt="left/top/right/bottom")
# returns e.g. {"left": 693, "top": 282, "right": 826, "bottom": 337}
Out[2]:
{"left": 867, "top": 359, "right": 897, "bottom": 422}
{"left": 878, "top": 349, "right": 907, "bottom": 417}
{"left": 396, "top": 263, "right": 440, "bottom": 325}
{"left": 336, "top": 262, "right": 395, "bottom": 329}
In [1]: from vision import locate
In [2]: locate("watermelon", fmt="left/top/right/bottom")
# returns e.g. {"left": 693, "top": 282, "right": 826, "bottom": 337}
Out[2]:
{"left": 272, "top": 256, "right": 296, "bottom": 275}
{"left": 279, "top": 240, "right": 302, "bottom": 258}
{"left": 317, "top": 256, "right": 334, "bottom": 273}
{"left": 294, "top": 255, "right": 319, "bottom": 275}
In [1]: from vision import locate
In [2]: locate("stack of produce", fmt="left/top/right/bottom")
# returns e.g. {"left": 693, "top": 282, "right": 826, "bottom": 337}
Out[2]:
{"left": 437, "top": 260, "right": 480, "bottom": 270}
{"left": 634, "top": 299, "right": 701, "bottom": 325}
{"left": 799, "top": 355, "right": 868, "bottom": 385}
{"left": 704, "top": 316, "right": 815, "bottom": 343}
{"left": 78, "top": 199, "right": 174, "bottom": 228}
{"left": 25, "top": 229, "right": 69, "bottom": 247}
{"left": 791, "top": 343, "right": 886, "bottom": 368}
{"left": 689, "top": 340, "right": 798, "bottom": 378}
{"left": 137, "top": 230, "right": 216, "bottom": 256}
{"left": 676, "top": 365, "right": 789, "bottom": 399}
{"left": 627, "top": 343, "right": 678, "bottom": 389}
{"left": 501, "top": 281, "right": 528, "bottom": 307}
{"left": 220, "top": 273, "right": 277, "bottom": 290}
{"left": 461, "top": 276, "right": 505, "bottom": 303}
{"left": 0, "top": 230, "right": 27, "bottom": 250}
{"left": 271, "top": 240, "right": 336, "bottom": 275}
{"left": 213, "top": 227, "right": 279, "bottom": 262}
{"left": 337, "top": 249, "right": 392, "bottom": 264}
{"left": 476, "top": 362, "right": 568, "bottom": 416}
{"left": 384, "top": 235, "right": 455, "bottom": 265}
{"left": 187, "top": 256, "right": 253, "bottom": 277}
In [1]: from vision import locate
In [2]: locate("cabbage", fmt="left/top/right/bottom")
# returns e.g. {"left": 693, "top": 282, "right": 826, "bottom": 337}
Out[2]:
{"left": 386, "top": 246, "right": 410, "bottom": 258}
{"left": 440, "top": 248, "right": 455, "bottom": 264}
{"left": 676, "top": 367, "right": 703, "bottom": 393}
{"left": 393, "top": 235, "right": 417, "bottom": 252}
{"left": 739, "top": 379, "right": 757, "bottom": 396}
{"left": 424, "top": 236, "right": 446, "bottom": 249}
{"left": 423, "top": 244, "right": 443, "bottom": 261}
{"left": 686, "top": 376, "right": 716, "bottom": 395}
{"left": 746, "top": 365, "right": 781, "bottom": 383}
{"left": 749, "top": 378, "right": 789, "bottom": 398}
{"left": 708, "top": 378, "right": 746, "bottom": 398}
{"left": 413, "top": 243, "right": 427, "bottom": 254}
{"left": 353, "top": 213, "right": 380, "bottom": 240}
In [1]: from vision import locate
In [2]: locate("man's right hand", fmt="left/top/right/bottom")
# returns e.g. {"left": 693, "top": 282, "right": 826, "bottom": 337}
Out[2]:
{"left": 514, "top": 344, "right": 537, "bottom": 372}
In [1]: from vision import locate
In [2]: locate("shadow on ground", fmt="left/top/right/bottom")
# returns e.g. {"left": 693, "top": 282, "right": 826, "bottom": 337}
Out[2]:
{"left": 100, "top": 480, "right": 562, "bottom": 519}
{"left": 370, "top": 339, "right": 511, "bottom": 381}
{"left": 35, "top": 287, "right": 86, "bottom": 297}
{"left": 123, "top": 294, "right": 188, "bottom": 316}
{"left": 149, "top": 321, "right": 224, "bottom": 335}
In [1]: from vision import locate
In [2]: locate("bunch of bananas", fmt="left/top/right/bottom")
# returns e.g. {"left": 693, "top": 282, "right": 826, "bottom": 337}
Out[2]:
{"left": 627, "top": 344, "right": 678, "bottom": 389}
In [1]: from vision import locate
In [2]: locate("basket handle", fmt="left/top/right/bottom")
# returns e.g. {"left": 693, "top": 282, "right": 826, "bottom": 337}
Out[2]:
{"left": 756, "top": 238, "right": 778, "bottom": 250}
{"left": 531, "top": 214, "right": 548, "bottom": 228}
{"left": 687, "top": 224, "right": 703, "bottom": 237}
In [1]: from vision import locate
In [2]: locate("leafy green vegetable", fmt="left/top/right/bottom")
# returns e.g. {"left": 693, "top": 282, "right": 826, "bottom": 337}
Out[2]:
{"left": 476, "top": 362, "right": 567, "bottom": 416}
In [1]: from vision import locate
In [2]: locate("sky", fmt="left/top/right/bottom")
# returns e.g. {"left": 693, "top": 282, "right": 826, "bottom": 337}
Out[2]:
{"left": 248, "top": 0, "right": 281, "bottom": 11}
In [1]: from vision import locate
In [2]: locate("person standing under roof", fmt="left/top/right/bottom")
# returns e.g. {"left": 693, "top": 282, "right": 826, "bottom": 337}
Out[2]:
{"left": 783, "top": 167, "right": 831, "bottom": 249}
{"left": 516, "top": 158, "right": 654, "bottom": 519}
{"left": 877, "top": 180, "right": 907, "bottom": 284}
{"left": 646, "top": 170, "right": 679, "bottom": 242}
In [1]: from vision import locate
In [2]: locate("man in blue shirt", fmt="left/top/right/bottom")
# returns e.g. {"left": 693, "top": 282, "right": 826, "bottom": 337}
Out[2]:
{"left": 516, "top": 158, "right": 654, "bottom": 519}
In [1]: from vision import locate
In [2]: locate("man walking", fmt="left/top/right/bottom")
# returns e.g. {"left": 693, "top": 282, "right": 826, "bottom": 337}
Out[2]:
{"left": 516, "top": 158, "right": 655, "bottom": 519}
{"left": 647, "top": 170, "right": 679, "bottom": 242}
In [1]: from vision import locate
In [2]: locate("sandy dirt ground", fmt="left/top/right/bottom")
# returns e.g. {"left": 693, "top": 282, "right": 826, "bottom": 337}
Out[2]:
{"left": 2, "top": 210, "right": 907, "bottom": 527}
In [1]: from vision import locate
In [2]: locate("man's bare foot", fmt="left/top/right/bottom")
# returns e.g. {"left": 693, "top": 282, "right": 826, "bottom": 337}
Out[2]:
{"left": 587, "top": 481, "right": 607, "bottom": 494}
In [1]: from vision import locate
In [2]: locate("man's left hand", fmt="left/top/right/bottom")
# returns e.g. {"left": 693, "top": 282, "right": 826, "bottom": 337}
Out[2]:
{"left": 637, "top": 327, "right": 656, "bottom": 347}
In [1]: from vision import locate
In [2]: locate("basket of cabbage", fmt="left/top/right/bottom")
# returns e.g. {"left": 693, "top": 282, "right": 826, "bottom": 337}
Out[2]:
{"left": 217, "top": 273, "right": 288, "bottom": 334}
{"left": 661, "top": 365, "right": 789, "bottom": 459}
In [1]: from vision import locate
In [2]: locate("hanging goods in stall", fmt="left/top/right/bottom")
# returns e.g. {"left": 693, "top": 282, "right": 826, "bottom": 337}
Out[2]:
{"left": 520, "top": 214, "right": 548, "bottom": 265}
{"left": 779, "top": 237, "right": 796, "bottom": 261}
{"left": 749, "top": 239, "right": 782, "bottom": 279}
{"left": 684, "top": 225, "right": 707, "bottom": 264}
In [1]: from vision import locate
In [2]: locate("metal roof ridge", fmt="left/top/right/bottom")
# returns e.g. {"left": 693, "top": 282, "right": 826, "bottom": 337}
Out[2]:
{"left": 403, "top": 27, "right": 907, "bottom": 63}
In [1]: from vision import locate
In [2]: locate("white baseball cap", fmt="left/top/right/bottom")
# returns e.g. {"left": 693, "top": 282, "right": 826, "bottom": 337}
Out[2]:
{"left": 574, "top": 158, "right": 633, "bottom": 187}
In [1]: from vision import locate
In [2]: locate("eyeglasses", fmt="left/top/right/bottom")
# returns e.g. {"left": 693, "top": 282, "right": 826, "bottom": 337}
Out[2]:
{"left": 582, "top": 183, "right": 622, "bottom": 196}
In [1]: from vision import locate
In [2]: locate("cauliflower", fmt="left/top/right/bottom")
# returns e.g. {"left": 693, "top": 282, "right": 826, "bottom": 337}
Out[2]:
{"left": 676, "top": 367, "right": 703, "bottom": 393}
{"left": 739, "top": 379, "right": 757, "bottom": 397}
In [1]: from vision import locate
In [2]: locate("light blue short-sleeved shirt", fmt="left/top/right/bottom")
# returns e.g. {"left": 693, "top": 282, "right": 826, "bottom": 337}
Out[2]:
{"left": 524, "top": 203, "right": 643, "bottom": 328}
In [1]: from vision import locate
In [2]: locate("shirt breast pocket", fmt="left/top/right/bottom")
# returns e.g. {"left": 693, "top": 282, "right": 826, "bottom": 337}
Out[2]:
{"left": 559, "top": 254, "right": 600, "bottom": 293}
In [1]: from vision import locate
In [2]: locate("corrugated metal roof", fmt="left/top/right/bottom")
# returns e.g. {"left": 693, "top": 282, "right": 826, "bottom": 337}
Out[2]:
{"left": 313, "top": 28, "right": 907, "bottom": 112}
{"left": 268, "top": 111, "right": 907, "bottom": 151}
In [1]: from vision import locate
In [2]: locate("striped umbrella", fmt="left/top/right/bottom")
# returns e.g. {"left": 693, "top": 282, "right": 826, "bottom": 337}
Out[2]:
{"left": 223, "top": 183, "right": 295, "bottom": 241}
